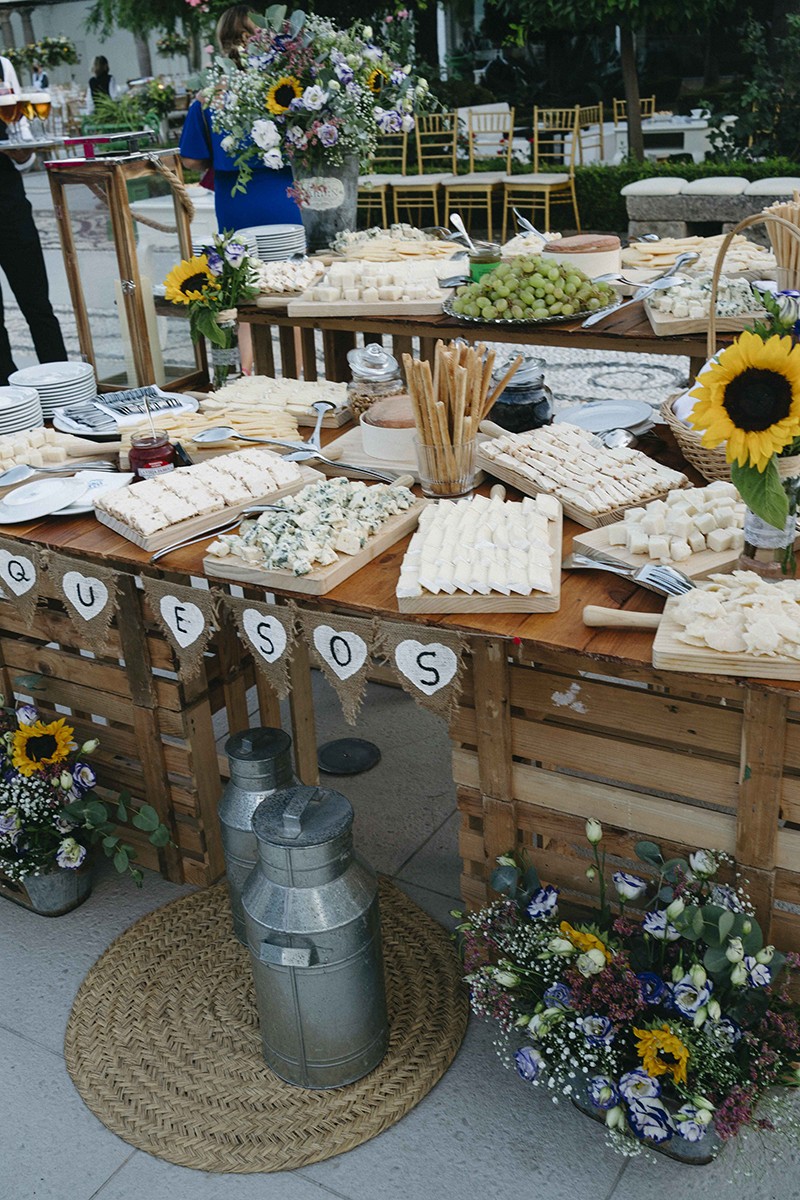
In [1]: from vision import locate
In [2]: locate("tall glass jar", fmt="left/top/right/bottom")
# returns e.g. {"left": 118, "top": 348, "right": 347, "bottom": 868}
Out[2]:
{"left": 346, "top": 343, "right": 404, "bottom": 419}
{"left": 736, "top": 456, "right": 800, "bottom": 579}
{"left": 209, "top": 307, "right": 240, "bottom": 391}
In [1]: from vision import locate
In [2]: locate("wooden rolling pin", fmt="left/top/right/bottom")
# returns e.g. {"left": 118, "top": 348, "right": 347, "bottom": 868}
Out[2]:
{"left": 583, "top": 605, "right": 663, "bottom": 629}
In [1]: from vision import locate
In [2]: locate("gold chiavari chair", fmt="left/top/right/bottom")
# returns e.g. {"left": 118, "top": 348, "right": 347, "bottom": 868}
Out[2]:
{"left": 577, "top": 102, "right": 604, "bottom": 164}
{"left": 500, "top": 105, "right": 581, "bottom": 240}
{"left": 392, "top": 111, "right": 458, "bottom": 226}
{"left": 443, "top": 107, "right": 515, "bottom": 241}
{"left": 613, "top": 95, "right": 656, "bottom": 124}
{"left": 357, "top": 130, "right": 408, "bottom": 228}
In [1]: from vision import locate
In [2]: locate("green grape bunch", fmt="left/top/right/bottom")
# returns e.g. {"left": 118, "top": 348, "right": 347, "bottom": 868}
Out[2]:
{"left": 451, "top": 256, "right": 617, "bottom": 322}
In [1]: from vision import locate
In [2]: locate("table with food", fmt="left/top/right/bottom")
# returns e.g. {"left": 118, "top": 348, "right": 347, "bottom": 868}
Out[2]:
{"left": 2, "top": 208, "right": 799, "bottom": 964}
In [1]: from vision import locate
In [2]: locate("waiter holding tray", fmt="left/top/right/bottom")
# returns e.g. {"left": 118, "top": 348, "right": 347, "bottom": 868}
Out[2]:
{"left": 0, "top": 52, "right": 66, "bottom": 386}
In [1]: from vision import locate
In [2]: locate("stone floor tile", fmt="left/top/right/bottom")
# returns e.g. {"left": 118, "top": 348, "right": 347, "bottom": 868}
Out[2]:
{"left": 90, "top": 1152, "right": 346, "bottom": 1200}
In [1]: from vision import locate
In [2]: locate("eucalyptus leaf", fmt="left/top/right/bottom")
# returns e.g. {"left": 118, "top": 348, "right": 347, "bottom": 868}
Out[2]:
{"left": 149, "top": 826, "right": 171, "bottom": 848}
{"left": 131, "top": 804, "right": 160, "bottom": 832}
{"left": 523, "top": 864, "right": 541, "bottom": 893}
{"left": 742, "top": 917, "right": 764, "bottom": 955}
{"left": 635, "top": 840, "right": 663, "bottom": 865}
{"left": 288, "top": 9, "right": 306, "bottom": 36}
{"left": 114, "top": 847, "right": 130, "bottom": 874}
{"left": 718, "top": 910, "right": 735, "bottom": 942}
{"left": 490, "top": 864, "right": 520, "bottom": 896}
{"left": 13, "top": 673, "right": 46, "bottom": 691}
{"left": 731, "top": 457, "right": 789, "bottom": 530}
{"left": 704, "top": 945, "right": 731, "bottom": 975}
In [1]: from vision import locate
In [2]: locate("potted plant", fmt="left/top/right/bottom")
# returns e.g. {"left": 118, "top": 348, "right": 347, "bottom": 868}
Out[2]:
{"left": 458, "top": 822, "right": 800, "bottom": 1162}
{"left": 163, "top": 229, "right": 259, "bottom": 389}
{"left": 0, "top": 701, "right": 171, "bottom": 915}
{"left": 203, "top": 5, "right": 430, "bottom": 249}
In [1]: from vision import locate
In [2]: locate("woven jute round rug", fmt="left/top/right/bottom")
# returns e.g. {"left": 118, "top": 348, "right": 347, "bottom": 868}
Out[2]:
{"left": 64, "top": 878, "right": 468, "bottom": 1173}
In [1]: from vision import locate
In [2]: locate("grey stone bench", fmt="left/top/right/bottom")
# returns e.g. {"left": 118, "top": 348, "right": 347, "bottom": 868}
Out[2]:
{"left": 622, "top": 176, "right": 800, "bottom": 243}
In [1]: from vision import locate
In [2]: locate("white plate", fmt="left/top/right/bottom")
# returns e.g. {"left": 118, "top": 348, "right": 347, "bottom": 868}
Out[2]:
{"left": 555, "top": 400, "right": 654, "bottom": 434}
{"left": 61, "top": 471, "right": 135, "bottom": 514}
{"left": 0, "top": 385, "right": 40, "bottom": 411}
{"left": 9, "top": 362, "right": 94, "bottom": 387}
{"left": 0, "top": 476, "right": 89, "bottom": 522}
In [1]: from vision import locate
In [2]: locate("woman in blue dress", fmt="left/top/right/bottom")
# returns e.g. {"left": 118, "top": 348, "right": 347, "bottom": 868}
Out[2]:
{"left": 179, "top": 5, "right": 300, "bottom": 232}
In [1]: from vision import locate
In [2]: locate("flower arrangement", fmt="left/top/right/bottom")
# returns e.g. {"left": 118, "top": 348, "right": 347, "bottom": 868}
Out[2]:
{"left": 459, "top": 821, "right": 800, "bottom": 1158}
{"left": 33, "top": 35, "right": 79, "bottom": 68}
{"left": 156, "top": 31, "right": 191, "bottom": 58}
{"left": 163, "top": 229, "right": 258, "bottom": 387}
{"left": 204, "top": 6, "right": 430, "bottom": 193}
{"left": 688, "top": 304, "right": 800, "bottom": 553}
{"left": 0, "top": 702, "right": 171, "bottom": 887}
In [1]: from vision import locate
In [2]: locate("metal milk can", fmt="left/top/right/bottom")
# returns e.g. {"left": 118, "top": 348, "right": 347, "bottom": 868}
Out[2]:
{"left": 242, "top": 784, "right": 389, "bottom": 1089}
{"left": 219, "top": 727, "right": 297, "bottom": 945}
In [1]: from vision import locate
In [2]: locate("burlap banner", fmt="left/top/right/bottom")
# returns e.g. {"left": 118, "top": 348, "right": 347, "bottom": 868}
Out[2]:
{"left": 297, "top": 607, "right": 376, "bottom": 725}
{"left": 142, "top": 577, "right": 218, "bottom": 679}
{"left": 46, "top": 552, "right": 120, "bottom": 651}
{"left": 376, "top": 620, "right": 467, "bottom": 720}
{"left": 223, "top": 593, "right": 296, "bottom": 700}
{"left": 0, "top": 536, "right": 44, "bottom": 627}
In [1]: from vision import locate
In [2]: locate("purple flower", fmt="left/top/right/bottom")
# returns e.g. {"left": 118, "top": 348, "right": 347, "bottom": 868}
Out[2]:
{"left": 286, "top": 125, "right": 308, "bottom": 149}
{"left": 526, "top": 885, "right": 558, "bottom": 920}
{"left": 334, "top": 61, "right": 354, "bottom": 84}
{"left": 706, "top": 1016, "right": 741, "bottom": 1046}
{"left": 0, "top": 808, "right": 20, "bottom": 835}
{"left": 542, "top": 982, "right": 572, "bottom": 1010}
{"left": 72, "top": 763, "right": 96, "bottom": 791}
{"left": 56, "top": 837, "right": 86, "bottom": 869}
{"left": 637, "top": 972, "right": 667, "bottom": 1005}
{"left": 675, "top": 1104, "right": 707, "bottom": 1142}
{"left": 577, "top": 1015, "right": 615, "bottom": 1047}
{"left": 619, "top": 1068, "right": 660, "bottom": 1101}
{"left": 612, "top": 871, "right": 647, "bottom": 901}
{"left": 16, "top": 703, "right": 38, "bottom": 725}
{"left": 588, "top": 1076, "right": 619, "bottom": 1110}
{"left": 626, "top": 1096, "right": 674, "bottom": 1143}
{"left": 672, "top": 973, "right": 713, "bottom": 1017}
{"left": 205, "top": 249, "right": 224, "bottom": 276}
{"left": 224, "top": 241, "right": 247, "bottom": 268}
{"left": 642, "top": 910, "right": 680, "bottom": 941}
{"left": 317, "top": 122, "right": 339, "bottom": 147}
{"left": 375, "top": 107, "right": 403, "bottom": 134}
{"left": 514, "top": 1045, "right": 545, "bottom": 1082}
{"left": 743, "top": 956, "right": 771, "bottom": 987}
{"left": 390, "top": 68, "right": 407, "bottom": 85}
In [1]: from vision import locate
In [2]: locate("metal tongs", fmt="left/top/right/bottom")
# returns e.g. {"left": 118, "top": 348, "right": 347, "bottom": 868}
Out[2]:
{"left": 581, "top": 251, "right": 700, "bottom": 327}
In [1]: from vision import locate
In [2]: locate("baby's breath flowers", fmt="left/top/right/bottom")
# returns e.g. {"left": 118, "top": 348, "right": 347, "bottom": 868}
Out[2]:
{"left": 457, "top": 824, "right": 800, "bottom": 1159}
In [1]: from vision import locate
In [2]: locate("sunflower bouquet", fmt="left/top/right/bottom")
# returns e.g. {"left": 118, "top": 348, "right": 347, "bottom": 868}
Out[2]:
{"left": 459, "top": 822, "right": 800, "bottom": 1159}
{"left": 688, "top": 322, "right": 800, "bottom": 569}
{"left": 203, "top": 6, "right": 430, "bottom": 192}
{"left": 0, "top": 702, "right": 170, "bottom": 887}
{"left": 164, "top": 230, "right": 258, "bottom": 388}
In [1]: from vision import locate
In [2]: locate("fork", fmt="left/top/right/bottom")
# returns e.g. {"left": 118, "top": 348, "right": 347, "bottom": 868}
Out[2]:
{"left": 150, "top": 504, "right": 285, "bottom": 563}
{"left": 562, "top": 549, "right": 695, "bottom": 597}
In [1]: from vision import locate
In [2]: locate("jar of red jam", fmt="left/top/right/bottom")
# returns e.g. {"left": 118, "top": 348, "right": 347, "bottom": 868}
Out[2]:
{"left": 129, "top": 430, "right": 176, "bottom": 481}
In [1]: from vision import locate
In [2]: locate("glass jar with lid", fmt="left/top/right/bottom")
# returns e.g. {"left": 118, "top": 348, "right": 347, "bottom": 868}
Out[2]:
{"left": 487, "top": 352, "right": 553, "bottom": 433}
{"left": 129, "top": 430, "right": 176, "bottom": 480}
{"left": 347, "top": 343, "right": 405, "bottom": 419}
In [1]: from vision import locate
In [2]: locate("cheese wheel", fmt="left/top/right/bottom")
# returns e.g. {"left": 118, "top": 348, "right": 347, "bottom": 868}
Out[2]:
{"left": 362, "top": 393, "right": 416, "bottom": 429}
{"left": 541, "top": 234, "right": 621, "bottom": 280}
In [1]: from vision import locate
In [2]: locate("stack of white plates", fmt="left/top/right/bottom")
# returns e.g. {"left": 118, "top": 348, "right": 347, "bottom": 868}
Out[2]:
{"left": 0, "top": 385, "right": 43, "bottom": 435}
{"left": 235, "top": 223, "right": 307, "bottom": 261}
{"left": 8, "top": 362, "right": 96, "bottom": 419}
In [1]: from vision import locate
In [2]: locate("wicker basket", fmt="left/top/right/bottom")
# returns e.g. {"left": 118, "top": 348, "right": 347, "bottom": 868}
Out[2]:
{"left": 661, "top": 212, "right": 800, "bottom": 483}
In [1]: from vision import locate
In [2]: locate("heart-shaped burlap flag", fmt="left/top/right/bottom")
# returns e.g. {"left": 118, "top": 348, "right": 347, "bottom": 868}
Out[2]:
{"left": 142, "top": 577, "right": 218, "bottom": 679}
{"left": 47, "top": 553, "right": 120, "bottom": 650}
{"left": 375, "top": 620, "right": 466, "bottom": 719}
{"left": 0, "top": 538, "right": 42, "bottom": 626}
{"left": 297, "top": 607, "right": 376, "bottom": 724}
{"left": 224, "top": 593, "right": 296, "bottom": 700}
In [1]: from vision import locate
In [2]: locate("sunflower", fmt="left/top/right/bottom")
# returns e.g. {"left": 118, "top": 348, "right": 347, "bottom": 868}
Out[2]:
{"left": 689, "top": 330, "right": 800, "bottom": 471}
{"left": 634, "top": 1023, "right": 689, "bottom": 1085}
{"left": 559, "top": 920, "right": 612, "bottom": 962}
{"left": 164, "top": 255, "right": 217, "bottom": 305}
{"left": 266, "top": 75, "right": 302, "bottom": 114}
{"left": 367, "top": 67, "right": 386, "bottom": 94}
{"left": 12, "top": 718, "right": 75, "bottom": 777}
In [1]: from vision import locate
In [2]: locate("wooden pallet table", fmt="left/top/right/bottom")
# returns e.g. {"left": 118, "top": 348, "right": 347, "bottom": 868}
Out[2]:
{"left": 2, "top": 429, "right": 799, "bottom": 952}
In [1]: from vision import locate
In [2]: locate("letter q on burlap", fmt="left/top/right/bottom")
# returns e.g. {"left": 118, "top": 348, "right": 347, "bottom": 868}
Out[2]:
{"left": 0, "top": 536, "right": 44, "bottom": 627}
{"left": 375, "top": 619, "right": 467, "bottom": 720}
{"left": 223, "top": 593, "right": 296, "bottom": 700}
{"left": 46, "top": 552, "right": 121, "bottom": 652}
{"left": 142, "top": 577, "right": 218, "bottom": 680}
{"left": 296, "top": 606, "right": 377, "bottom": 725}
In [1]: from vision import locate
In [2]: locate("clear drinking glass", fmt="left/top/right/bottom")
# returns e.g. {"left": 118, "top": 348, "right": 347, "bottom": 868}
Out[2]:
{"left": 415, "top": 436, "right": 477, "bottom": 498}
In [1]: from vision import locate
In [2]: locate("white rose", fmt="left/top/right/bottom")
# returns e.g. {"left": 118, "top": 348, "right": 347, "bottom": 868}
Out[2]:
{"left": 328, "top": 78, "right": 341, "bottom": 92}
{"left": 666, "top": 896, "right": 685, "bottom": 920}
{"left": 585, "top": 818, "right": 602, "bottom": 845}
{"left": 401, "top": 112, "right": 415, "bottom": 132}
{"left": 221, "top": 135, "right": 235, "bottom": 153}
{"left": 252, "top": 118, "right": 280, "bottom": 150}
{"left": 302, "top": 85, "right": 327, "bottom": 111}
{"left": 726, "top": 936, "right": 744, "bottom": 963}
{"left": 262, "top": 147, "right": 283, "bottom": 170}
{"left": 689, "top": 849, "right": 717, "bottom": 878}
{"left": 363, "top": 24, "right": 373, "bottom": 39}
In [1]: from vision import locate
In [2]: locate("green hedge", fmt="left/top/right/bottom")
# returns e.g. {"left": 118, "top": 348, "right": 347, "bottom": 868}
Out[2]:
{"left": 570, "top": 158, "right": 800, "bottom": 232}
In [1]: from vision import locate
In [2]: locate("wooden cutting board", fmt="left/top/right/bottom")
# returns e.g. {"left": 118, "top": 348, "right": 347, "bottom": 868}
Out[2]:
{"left": 653, "top": 597, "right": 800, "bottom": 680}
{"left": 644, "top": 301, "right": 766, "bottom": 337}
{"left": 475, "top": 444, "right": 687, "bottom": 529}
{"left": 94, "top": 465, "right": 322, "bottom": 553}
{"left": 397, "top": 503, "right": 562, "bottom": 615}
{"left": 203, "top": 497, "right": 425, "bottom": 595}
{"left": 287, "top": 292, "right": 450, "bottom": 318}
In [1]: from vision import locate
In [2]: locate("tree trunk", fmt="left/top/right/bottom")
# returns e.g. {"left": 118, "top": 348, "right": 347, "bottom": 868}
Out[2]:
{"left": 134, "top": 32, "right": 153, "bottom": 78}
{"left": 619, "top": 22, "right": 643, "bottom": 162}
{"left": 186, "top": 24, "right": 202, "bottom": 73}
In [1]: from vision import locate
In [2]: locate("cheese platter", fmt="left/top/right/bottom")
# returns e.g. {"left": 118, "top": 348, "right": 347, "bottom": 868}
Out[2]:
{"left": 396, "top": 487, "right": 562, "bottom": 614}
{"left": 287, "top": 258, "right": 455, "bottom": 318}
{"left": 203, "top": 476, "right": 422, "bottom": 596}
{"left": 653, "top": 601, "right": 800, "bottom": 679}
{"left": 94, "top": 448, "right": 319, "bottom": 552}
{"left": 476, "top": 423, "right": 688, "bottom": 528}
{"left": 644, "top": 302, "right": 766, "bottom": 338}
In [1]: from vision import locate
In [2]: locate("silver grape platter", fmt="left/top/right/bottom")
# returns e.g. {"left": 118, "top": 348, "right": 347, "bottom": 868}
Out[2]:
{"left": 442, "top": 298, "right": 600, "bottom": 327}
